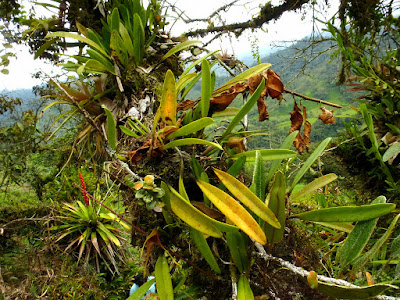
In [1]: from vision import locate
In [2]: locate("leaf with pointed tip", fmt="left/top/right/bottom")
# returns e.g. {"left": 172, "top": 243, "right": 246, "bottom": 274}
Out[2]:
{"left": 200, "top": 60, "right": 211, "bottom": 117}
{"left": 176, "top": 73, "right": 197, "bottom": 94}
{"left": 232, "top": 149, "right": 296, "bottom": 162}
{"left": 293, "top": 203, "right": 396, "bottom": 222}
{"left": 226, "top": 231, "right": 250, "bottom": 273}
{"left": 265, "top": 171, "right": 286, "bottom": 243}
{"left": 169, "top": 186, "right": 222, "bottom": 238}
{"left": 162, "top": 40, "right": 201, "bottom": 60}
{"left": 101, "top": 105, "right": 117, "bottom": 150}
{"left": 182, "top": 50, "right": 219, "bottom": 75}
{"left": 155, "top": 255, "right": 174, "bottom": 300}
{"left": 213, "top": 168, "right": 280, "bottom": 229}
{"left": 288, "top": 138, "right": 331, "bottom": 193}
{"left": 167, "top": 117, "right": 214, "bottom": 139}
{"left": 190, "top": 228, "right": 221, "bottom": 274}
{"left": 250, "top": 150, "right": 265, "bottom": 199}
{"left": 237, "top": 275, "right": 254, "bottom": 300}
{"left": 196, "top": 180, "right": 267, "bottom": 244}
{"left": 290, "top": 174, "right": 337, "bottom": 201}
{"left": 126, "top": 278, "right": 156, "bottom": 300}
{"left": 163, "top": 138, "right": 222, "bottom": 150}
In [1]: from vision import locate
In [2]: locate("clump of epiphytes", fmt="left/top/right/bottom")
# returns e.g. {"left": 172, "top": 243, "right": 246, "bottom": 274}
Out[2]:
{"left": 129, "top": 175, "right": 165, "bottom": 211}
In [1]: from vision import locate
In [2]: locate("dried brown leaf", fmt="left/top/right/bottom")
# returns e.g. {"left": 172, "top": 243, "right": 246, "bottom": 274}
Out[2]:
{"left": 257, "top": 98, "right": 269, "bottom": 121}
{"left": 177, "top": 99, "right": 196, "bottom": 111}
{"left": 289, "top": 102, "right": 303, "bottom": 133}
{"left": 192, "top": 202, "right": 225, "bottom": 221}
{"left": 319, "top": 107, "right": 336, "bottom": 124}
{"left": 266, "top": 69, "right": 284, "bottom": 99}
{"left": 210, "top": 82, "right": 248, "bottom": 111}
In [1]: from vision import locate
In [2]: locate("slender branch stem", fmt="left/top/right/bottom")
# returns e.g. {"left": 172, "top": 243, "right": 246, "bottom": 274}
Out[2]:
{"left": 284, "top": 88, "right": 343, "bottom": 109}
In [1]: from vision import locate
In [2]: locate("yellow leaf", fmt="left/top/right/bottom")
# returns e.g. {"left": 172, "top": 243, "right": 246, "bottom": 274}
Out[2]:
{"left": 213, "top": 168, "right": 280, "bottom": 229}
{"left": 196, "top": 180, "right": 267, "bottom": 244}
{"left": 159, "top": 70, "right": 177, "bottom": 125}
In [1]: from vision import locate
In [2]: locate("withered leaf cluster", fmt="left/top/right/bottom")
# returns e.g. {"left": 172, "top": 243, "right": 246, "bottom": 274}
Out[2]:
{"left": 209, "top": 68, "right": 284, "bottom": 121}
{"left": 318, "top": 107, "right": 336, "bottom": 124}
{"left": 290, "top": 102, "right": 311, "bottom": 153}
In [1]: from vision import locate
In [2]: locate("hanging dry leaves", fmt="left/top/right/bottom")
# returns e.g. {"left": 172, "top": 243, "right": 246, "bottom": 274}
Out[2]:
{"left": 289, "top": 102, "right": 311, "bottom": 153}
{"left": 319, "top": 107, "right": 336, "bottom": 124}
{"left": 210, "top": 82, "right": 248, "bottom": 111}
{"left": 266, "top": 69, "right": 284, "bottom": 100}
{"left": 177, "top": 99, "right": 196, "bottom": 111}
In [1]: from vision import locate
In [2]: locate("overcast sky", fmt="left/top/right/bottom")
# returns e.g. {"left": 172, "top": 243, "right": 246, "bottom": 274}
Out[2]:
{"left": 0, "top": 0, "right": 339, "bottom": 91}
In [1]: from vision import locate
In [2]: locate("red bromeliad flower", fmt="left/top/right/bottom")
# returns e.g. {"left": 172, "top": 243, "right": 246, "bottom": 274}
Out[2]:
{"left": 79, "top": 172, "right": 90, "bottom": 206}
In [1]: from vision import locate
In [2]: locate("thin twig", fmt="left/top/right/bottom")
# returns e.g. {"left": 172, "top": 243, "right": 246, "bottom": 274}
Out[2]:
{"left": 284, "top": 88, "right": 343, "bottom": 109}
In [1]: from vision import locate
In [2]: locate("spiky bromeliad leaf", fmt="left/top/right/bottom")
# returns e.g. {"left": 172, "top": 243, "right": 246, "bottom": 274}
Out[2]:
{"left": 196, "top": 180, "right": 267, "bottom": 244}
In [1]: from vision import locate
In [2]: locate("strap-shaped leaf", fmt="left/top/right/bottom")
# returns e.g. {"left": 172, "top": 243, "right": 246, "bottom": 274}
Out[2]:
{"left": 163, "top": 138, "right": 222, "bottom": 150}
{"left": 316, "top": 281, "right": 398, "bottom": 299}
{"left": 290, "top": 174, "right": 338, "bottom": 202}
{"left": 250, "top": 150, "right": 265, "bottom": 199}
{"left": 219, "top": 78, "right": 265, "bottom": 141}
{"left": 232, "top": 149, "right": 296, "bottom": 161}
{"left": 340, "top": 196, "right": 386, "bottom": 267}
{"left": 45, "top": 31, "right": 110, "bottom": 57}
{"left": 162, "top": 40, "right": 201, "bottom": 60}
{"left": 213, "top": 168, "right": 280, "bottom": 229}
{"left": 176, "top": 73, "right": 197, "bottom": 94}
{"left": 155, "top": 255, "right": 174, "bottom": 300}
{"left": 133, "top": 13, "right": 145, "bottom": 65}
{"left": 126, "top": 278, "right": 156, "bottom": 300}
{"left": 237, "top": 275, "right": 254, "bottom": 300}
{"left": 288, "top": 137, "right": 331, "bottom": 193}
{"left": 159, "top": 70, "right": 177, "bottom": 125}
{"left": 196, "top": 180, "right": 267, "bottom": 244}
{"left": 167, "top": 117, "right": 214, "bottom": 139}
{"left": 226, "top": 231, "right": 250, "bottom": 273}
{"left": 182, "top": 50, "right": 219, "bottom": 76}
{"left": 190, "top": 228, "right": 221, "bottom": 274}
{"left": 101, "top": 105, "right": 117, "bottom": 150}
{"left": 200, "top": 59, "right": 211, "bottom": 118}
{"left": 264, "top": 171, "right": 286, "bottom": 243}
{"left": 169, "top": 186, "right": 222, "bottom": 238}
{"left": 293, "top": 203, "right": 396, "bottom": 222}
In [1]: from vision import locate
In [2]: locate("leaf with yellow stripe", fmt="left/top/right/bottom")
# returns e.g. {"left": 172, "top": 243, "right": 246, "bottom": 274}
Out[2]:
{"left": 196, "top": 180, "right": 267, "bottom": 244}
{"left": 213, "top": 168, "right": 280, "bottom": 229}
{"left": 159, "top": 70, "right": 177, "bottom": 125}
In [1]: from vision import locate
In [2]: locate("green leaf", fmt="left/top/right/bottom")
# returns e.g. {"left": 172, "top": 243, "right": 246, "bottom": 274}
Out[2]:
{"left": 155, "top": 255, "right": 174, "bottom": 300}
{"left": 226, "top": 231, "right": 250, "bottom": 273}
{"left": 118, "top": 23, "right": 134, "bottom": 57}
{"left": 133, "top": 13, "right": 145, "bottom": 65}
{"left": 176, "top": 73, "right": 197, "bottom": 94}
{"left": 250, "top": 150, "right": 265, "bottom": 199}
{"left": 227, "top": 156, "right": 247, "bottom": 177}
{"left": 288, "top": 138, "right": 331, "bottom": 193}
{"left": 45, "top": 31, "right": 110, "bottom": 58}
{"left": 126, "top": 278, "right": 156, "bottom": 300}
{"left": 163, "top": 138, "right": 222, "bottom": 150}
{"left": 162, "top": 40, "right": 201, "bottom": 60}
{"left": 213, "top": 168, "right": 280, "bottom": 229}
{"left": 197, "top": 180, "right": 267, "bottom": 244}
{"left": 316, "top": 281, "right": 398, "bottom": 299}
{"left": 182, "top": 50, "right": 219, "bottom": 76}
{"left": 290, "top": 174, "right": 338, "bottom": 202}
{"left": 86, "top": 49, "right": 115, "bottom": 73}
{"left": 391, "top": 233, "right": 400, "bottom": 260}
{"left": 232, "top": 149, "right": 296, "bottom": 162}
{"left": 340, "top": 196, "right": 386, "bottom": 267}
{"left": 293, "top": 203, "right": 396, "bottom": 222}
{"left": 383, "top": 142, "right": 400, "bottom": 162}
{"left": 213, "top": 63, "right": 271, "bottom": 96}
{"left": 352, "top": 214, "right": 400, "bottom": 272}
{"left": 169, "top": 186, "right": 222, "bottom": 238}
{"left": 212, "top": 107, "right": 240, "bottom": 117}
{"left": 119, "top": 125, "right": 139, "bottom": 137}
{"left": 34, "top": 38, "right": 57, "bottom": 59}
{"left": 77, "top": 59, "right": 112, "bottom": 75}
{"left": 101, "top": 105, "right": 117, "bottom": 150}
{"left": 200, "top": 60, "right": 211, "bottom": 118}
{"left": 264, "top": 171, "right": 286, "bottom": 243}
{"left": 386, "top": 123, "right": 400, "bottom": 135}
{"left": 167, "top": 117, "right": 214, "bottom": 139}
{"left": 190, "top": 228, "right": 221, "bottom": 274}
{"left": 219, "top": 79, "right": 265, "bottom": 141}
{"left": 315, "top": 222, "right": 354, "bottom": 233}
{"left": 237, "top": 275, "right": 254, "bottom": 300}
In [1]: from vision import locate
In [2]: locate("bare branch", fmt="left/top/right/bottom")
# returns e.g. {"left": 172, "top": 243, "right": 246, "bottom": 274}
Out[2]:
{"left": 284, "top": 88, "right": 343, "bottom": 108}
{"left": 185, "top": 0, "right": 311, "bottom": 38}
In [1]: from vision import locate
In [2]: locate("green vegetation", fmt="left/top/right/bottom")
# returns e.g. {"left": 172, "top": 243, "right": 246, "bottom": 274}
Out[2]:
{"left": 1, "top": 0, "right": 400, "bottom": 299}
